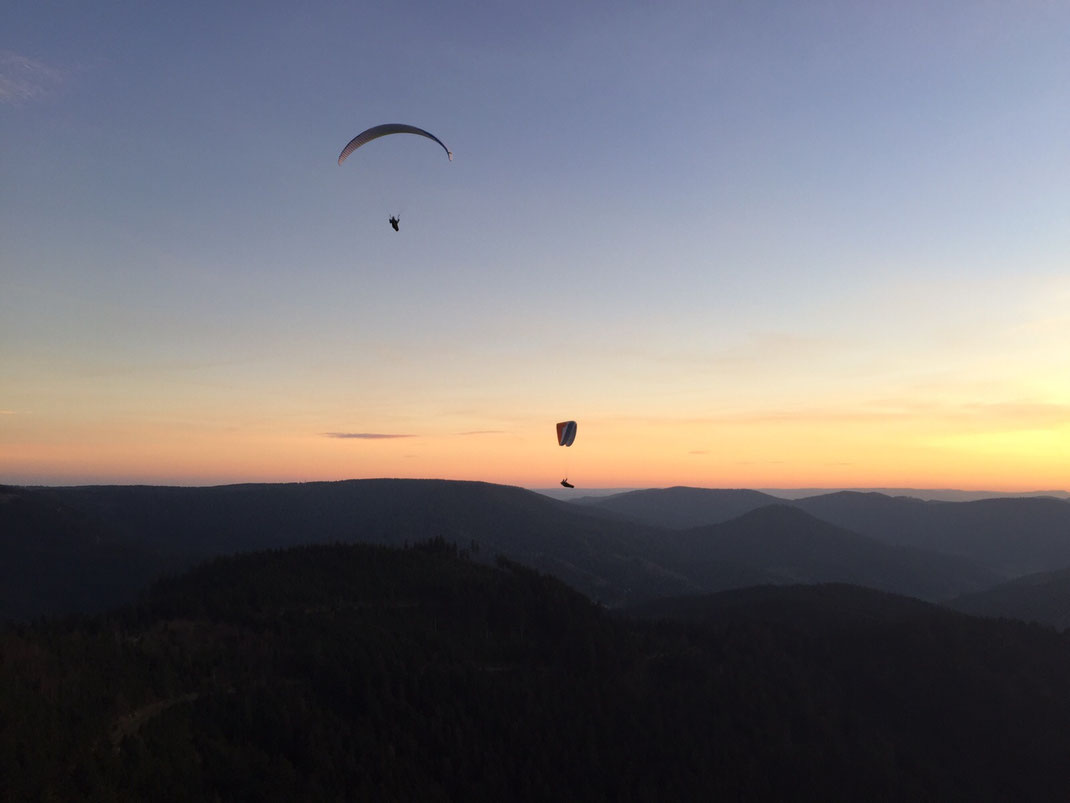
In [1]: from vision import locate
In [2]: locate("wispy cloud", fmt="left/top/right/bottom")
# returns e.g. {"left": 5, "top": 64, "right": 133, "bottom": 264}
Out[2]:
{"left": 324, "top": 432, "right": 414, "bottom": 439}
{"left": 458, "top": 430, "right": 507, "bottom": 436}
{"left": 0, "top": 51, "right": 63, "bottom": 104}
{"left": 0, "top": 410, "right": 17, "bottom": 415}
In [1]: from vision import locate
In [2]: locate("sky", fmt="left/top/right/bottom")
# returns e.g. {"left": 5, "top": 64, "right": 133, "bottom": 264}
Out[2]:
{"left": 3, "top": 0, "right": 1070, "bottom": 490}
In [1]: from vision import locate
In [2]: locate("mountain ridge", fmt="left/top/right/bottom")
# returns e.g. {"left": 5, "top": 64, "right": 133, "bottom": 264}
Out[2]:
{"left": 659, "top": 504, "right": 1000, "bottom": 601}
{"left": 578, "top": 486, "right": 1070, "bottom": 577}
{"left": 0, "top": 479, "right": 1018, "bottom": 620}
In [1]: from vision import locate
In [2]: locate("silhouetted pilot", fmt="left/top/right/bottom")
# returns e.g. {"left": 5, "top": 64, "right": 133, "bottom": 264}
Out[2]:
{"left": 389, "top": 215, "right": 400, "bottom": 231}
{"left": 560, "top": 478, "right": 574, "bottom": 489}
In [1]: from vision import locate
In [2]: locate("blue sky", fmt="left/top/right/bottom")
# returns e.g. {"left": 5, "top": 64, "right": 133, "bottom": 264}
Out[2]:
{"left": 3, "top": 0, "right": 1070, "bottom": 488}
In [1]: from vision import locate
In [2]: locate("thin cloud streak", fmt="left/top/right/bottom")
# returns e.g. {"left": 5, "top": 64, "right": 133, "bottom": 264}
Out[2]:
{"left": 323, "top": 432, "right": 414, "bottom": 440}
{"left": 0, "top": 51, "right": 62, "bottom": 104}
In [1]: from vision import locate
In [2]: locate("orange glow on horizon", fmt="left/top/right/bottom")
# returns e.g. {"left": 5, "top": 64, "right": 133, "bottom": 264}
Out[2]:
{"left": 3, "top": 411, "right": 1067, "bottom": 492}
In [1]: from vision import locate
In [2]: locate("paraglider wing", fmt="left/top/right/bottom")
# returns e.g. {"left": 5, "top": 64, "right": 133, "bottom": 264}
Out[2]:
{"left": 338, "top": 123, "right": 453, "bottom": 166}
{"left": 556, "top": 421, "right": 577, "bottom": 447}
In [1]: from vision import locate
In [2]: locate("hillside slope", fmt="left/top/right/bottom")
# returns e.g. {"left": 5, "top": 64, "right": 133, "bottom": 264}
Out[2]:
{"left": 946, "top": 567, "right": 1070, "bottom": 630}
{"left": 656, "top": 505, "right": 1000, "bottom": 601}
{"left": 5, "top": 542, "right": 1070, "bottom": 801}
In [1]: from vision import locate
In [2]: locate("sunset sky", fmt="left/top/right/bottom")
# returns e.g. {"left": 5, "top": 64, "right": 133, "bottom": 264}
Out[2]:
{"left": 3, "top": 0, "right": 1070, "bottom": 490}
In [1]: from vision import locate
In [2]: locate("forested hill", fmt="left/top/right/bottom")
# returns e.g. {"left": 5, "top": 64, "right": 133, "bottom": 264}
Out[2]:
{"left": 6, "top": 541, "right": 1070, "bottom": 801}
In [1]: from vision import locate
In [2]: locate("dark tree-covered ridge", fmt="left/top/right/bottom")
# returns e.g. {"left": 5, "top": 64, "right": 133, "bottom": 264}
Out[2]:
{"left": 5, "top": 540, "right": 1070, "bottom": 801}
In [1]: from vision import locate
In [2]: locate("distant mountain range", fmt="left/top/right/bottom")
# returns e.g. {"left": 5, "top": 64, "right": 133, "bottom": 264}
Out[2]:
{"left": 5, "top": 480, "right": 1070, "bottom": 626}
{"left": 573, "top": 487, "right": 782, "bottom": 528}
{"left": 577, "top": 486, "right": 1070, "bottom": 576}
{"left": 552, "top": 486, "right": 1070, "bottom": 503}
{"left": 760, "top": 487, "right": 1070, "bottom": 502}
{"left": 657, "top": 505, "right": 999, "bottom": 602}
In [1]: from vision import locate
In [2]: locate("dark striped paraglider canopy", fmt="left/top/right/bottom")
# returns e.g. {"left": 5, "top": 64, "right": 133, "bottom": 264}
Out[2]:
{"left": 556, "top": 421, "right": 577, "bottom": 447}
{"left": 338, "top": 123, "right": 453, "bottom": 166}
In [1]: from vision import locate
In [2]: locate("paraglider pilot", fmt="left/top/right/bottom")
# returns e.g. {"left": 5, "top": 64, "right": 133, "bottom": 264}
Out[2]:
{"left": 389, "top": 215, "right": 400, "bottom": 231}
{"left": 560, "top": 478, "right": 574, "bottom": 489}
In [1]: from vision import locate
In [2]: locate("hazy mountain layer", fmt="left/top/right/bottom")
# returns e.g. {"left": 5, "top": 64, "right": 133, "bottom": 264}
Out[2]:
{"left": 3, "top": 480, "right": 1013, "bottom": 620}
{"left": 573, "top": 486, "right": 782, "bottom": 528}
{"left": 793, "top": 492, "right": 1070, "bottom": 575}
{"left": 760, "top": 488, "right": 1070, "bottom": 502}
{"left": 946, "top": 567, "right": 1070, "bottom": 630}
{"left": 579, "top": 487, "right": 1070, "bottom": 576}
{"left": 657, "top": 505, "right": 1001, "bottom": 601}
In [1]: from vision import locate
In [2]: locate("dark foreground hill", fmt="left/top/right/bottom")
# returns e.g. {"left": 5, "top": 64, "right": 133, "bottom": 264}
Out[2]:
{"left": 625, "top": 580, "right": 938, "bottom": 625}
{"left": 5, "top": 542, "right": 1070, "bottom": 802}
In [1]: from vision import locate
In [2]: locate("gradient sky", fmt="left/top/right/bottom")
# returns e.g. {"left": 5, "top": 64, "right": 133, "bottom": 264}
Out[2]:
{"left": 3, "top": 0, "right": 1070, "bottom": 490}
